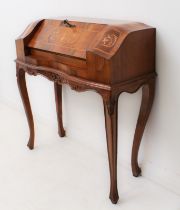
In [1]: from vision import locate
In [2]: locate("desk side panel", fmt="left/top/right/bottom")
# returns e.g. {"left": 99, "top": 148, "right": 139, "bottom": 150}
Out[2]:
{"left": 16, "top": 20, "right": 44, "bottom": 61}
{"left": 110, "top": 28, "right": 156, "bottom": 83}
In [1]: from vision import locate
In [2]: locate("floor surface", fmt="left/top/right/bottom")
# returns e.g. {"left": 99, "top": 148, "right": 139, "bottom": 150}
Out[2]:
{"left": 0, "top": 103, "right": 180, "bottom": 210}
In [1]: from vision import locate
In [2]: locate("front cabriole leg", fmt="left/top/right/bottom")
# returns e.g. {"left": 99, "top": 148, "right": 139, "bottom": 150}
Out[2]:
{"left": 16, "top": 65, "right": 35, "bottom": 150}
{"left": 103, "top": 93, "right": 119, "bottom": 204}
{"left": 131, "top": 78, "right": 155, "bottom": 177}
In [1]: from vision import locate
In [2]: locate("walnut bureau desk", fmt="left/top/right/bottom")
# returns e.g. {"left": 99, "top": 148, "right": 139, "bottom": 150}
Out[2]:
{"left": 15, "top": 18, "right": 156, "bottom": 204}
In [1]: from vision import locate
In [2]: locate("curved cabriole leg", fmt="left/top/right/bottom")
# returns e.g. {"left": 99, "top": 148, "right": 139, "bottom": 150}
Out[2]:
{"left": 16, "top": 67, "right": 35, "bottom": 150}
{"left": 103, "top": 95, "right": 119, "bottom": 204}
{"left": 54, "top": 82, "right": 65, "bottom": 137}
{"left": 131, "top": 79, "right": 155, "bottom": 177}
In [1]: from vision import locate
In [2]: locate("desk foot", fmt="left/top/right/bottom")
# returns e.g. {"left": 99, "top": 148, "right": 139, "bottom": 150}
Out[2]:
{"left": 58, "top": 130, "right": 66, "bottom": 138}
{"left": 132, "top": 166, "right": 141, "bottom": 177}
{"left": 109, "top": 189, "right": 119, "bottom": 204}
{"left": 27, "top": 141, "right": 34, "bottom": 150}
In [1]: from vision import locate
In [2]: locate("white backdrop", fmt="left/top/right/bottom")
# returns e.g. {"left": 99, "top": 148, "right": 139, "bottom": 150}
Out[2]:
{"left": 0, "top": 0, "right": 180, "bottom": 194}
